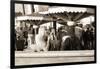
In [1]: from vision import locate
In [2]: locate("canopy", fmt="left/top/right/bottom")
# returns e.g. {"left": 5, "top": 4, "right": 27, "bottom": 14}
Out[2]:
{"left": 15, "top": 15, "right": 54, "bottom": 25}
{"left": 39, "top": 7, "right": 94, "bottom": 23}
{"left": 15, "top": 15, "right": 68, "bottom": 25}
{"left": 15, "top": 7, "right": 94, "bottom": 25}
{"left": 16, "top": 16, "right": 53, "bottom": 21}
{"left": 39, "top": 7, "right": 94, "bottom": 14}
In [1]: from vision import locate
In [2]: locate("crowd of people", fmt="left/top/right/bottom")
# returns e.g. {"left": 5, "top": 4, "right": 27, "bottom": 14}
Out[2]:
{"left": 15, "top": 22, "right": 95, "bottom": 51}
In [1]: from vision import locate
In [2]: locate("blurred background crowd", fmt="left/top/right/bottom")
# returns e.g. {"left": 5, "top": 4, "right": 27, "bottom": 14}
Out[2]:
{"left": 15, "top": 21, "right": 95, "bottom": 51}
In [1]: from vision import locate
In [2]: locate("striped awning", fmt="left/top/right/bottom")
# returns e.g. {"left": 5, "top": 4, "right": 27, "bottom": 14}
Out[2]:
{"left": 39, "top": 7, "right": 94, "bottom": 14}
{"left": 15, "top": 16, "right": 53, "bottom": 21}
{"left": 39, "top": 7, "right": 94, "bottom": 23}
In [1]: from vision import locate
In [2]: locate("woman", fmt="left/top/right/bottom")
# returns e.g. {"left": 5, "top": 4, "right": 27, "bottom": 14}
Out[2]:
{"left": 35, "top": 26, "right": 48, "bottom": 52}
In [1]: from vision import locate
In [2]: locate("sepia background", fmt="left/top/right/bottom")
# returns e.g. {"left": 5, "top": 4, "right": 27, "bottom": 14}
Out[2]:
{"left": 0, "top": 0, "right": 100, "bottom": 69}
{"left": 14, "top": 1, "right": 95, "bottom": 66}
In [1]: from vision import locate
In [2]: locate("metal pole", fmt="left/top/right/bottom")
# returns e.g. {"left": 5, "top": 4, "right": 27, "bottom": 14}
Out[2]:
{"left": 53, "top": 21, "right": 56, "bottom": 34}
{"left": 22, "top": 4, "right": 25, "bottom": 15}
{"left": 53, "top": 17, "right": 57, "bottom": 34}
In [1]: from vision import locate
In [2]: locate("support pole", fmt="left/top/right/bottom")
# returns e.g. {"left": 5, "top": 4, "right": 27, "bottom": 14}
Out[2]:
{"left": 53, "top": 19, "right": 57, "bottom": 34}
{"left": 22, "top": 4, "right": 25, "bottom": 15}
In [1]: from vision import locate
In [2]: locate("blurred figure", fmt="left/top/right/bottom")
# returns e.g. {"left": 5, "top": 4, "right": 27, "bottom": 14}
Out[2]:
{"left": 35, "top": 26, "right": 48, "bottom": 52}
{"left": 61, "top": 25, "right": 81, "bottom": 50}
{"left": 16, "top": 27, "right": 24, "bottom": 41}
{"left": 28, "top": 25, "right": 34, "bottom": 47}
{"left": 89, "top": 28, "right": 95, "bottom": 49}
{"left": 81, "top": 28, "right": 86, "bottom": 49}
{"left": 48, "top": 28, "right": 57, "bottom": 51}
{"left": 16, "top": 27, "right": 25, "bottom": 51}
{"left": 75, "top": 24, "right": 83, "bottom": 50}
{"left": 60, "top": 26, "right": 73, "bottom": 50}
{"left": 56, "top": 28, "right": 63, "bottom": 50}
{"left": 75, "top": 24, "right": 83, "bottom": 40}
{"left": 61, "top": 35, "right": 71, "bottom": 50}
{"left": 23, "top": 23, "right": 28, "bottom": 48}
{"left": 84, "top": 28, "right": 91, "bottom": 49}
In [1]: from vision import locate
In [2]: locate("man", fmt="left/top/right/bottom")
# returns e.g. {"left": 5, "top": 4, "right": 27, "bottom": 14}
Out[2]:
{"left": 75, "top": 24, "right": 83, "bottom": 50}
{"left": 89, "top": 28, "right": 94, "bottom": 49}
{"left": 85, "top": 28, "right": 91, "bottom": 49}
{"left": 28, "top": 25, "right": 34, "bottom": 47}
{"left": 48, "top": 28, "right": 57, "bottom": 51}
{"left": 16, "top": 27, "right": 25, "bottom": 51}
{"left": 23, "top": 24, "right": 28, "bottom": 48}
